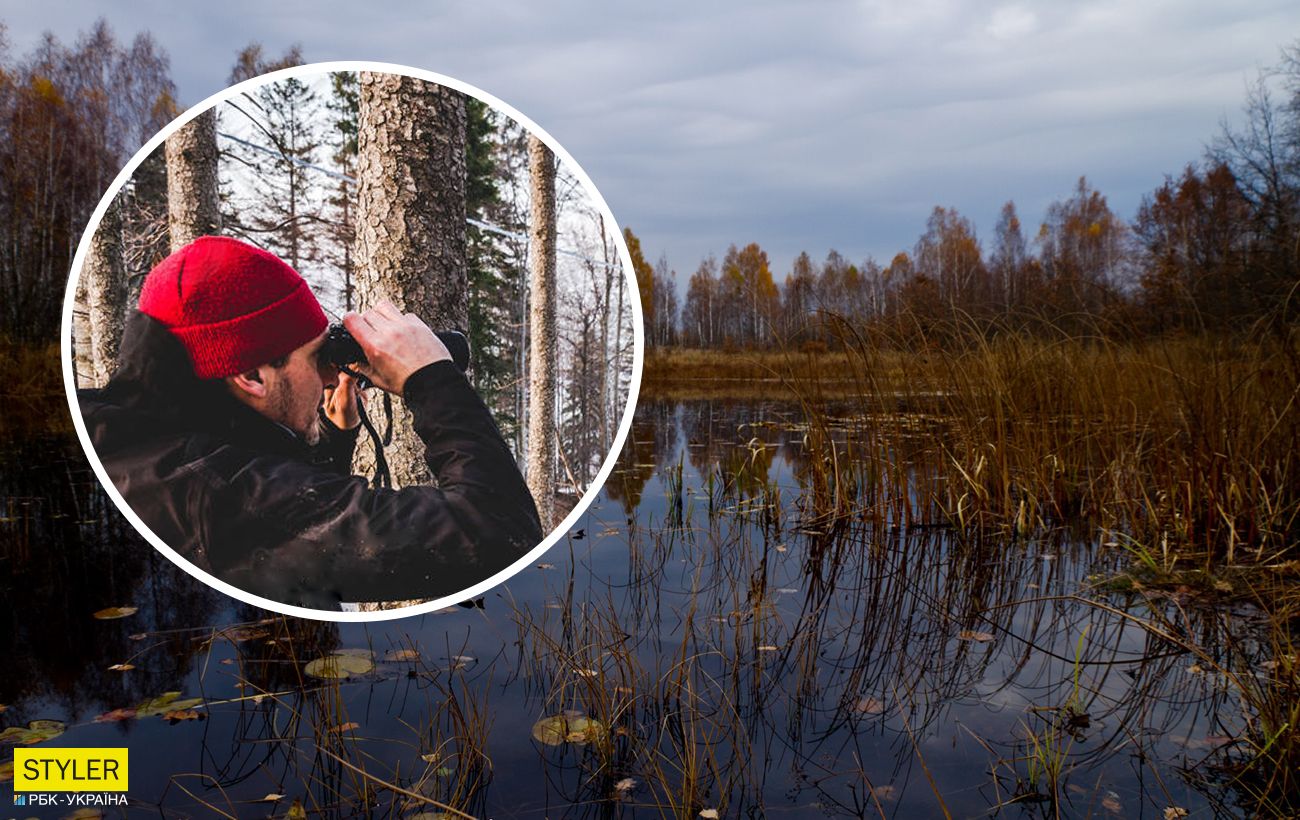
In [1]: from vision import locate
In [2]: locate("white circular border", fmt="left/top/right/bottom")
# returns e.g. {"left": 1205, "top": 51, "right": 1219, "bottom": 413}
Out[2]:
{"left": 61, "top": 60, "right": 645, "bottom": 622}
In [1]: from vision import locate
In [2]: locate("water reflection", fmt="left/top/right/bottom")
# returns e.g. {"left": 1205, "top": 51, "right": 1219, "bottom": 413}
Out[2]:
{"left": 0, "top": 408, "right": 1266, "bottom": 817}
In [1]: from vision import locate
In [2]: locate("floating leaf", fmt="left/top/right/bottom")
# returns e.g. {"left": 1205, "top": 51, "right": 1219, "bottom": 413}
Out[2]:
{"left": 163, "top": 709, "right": 204, "bottom": 723}
{"left": 1163, "top": 809, "right": 1189, "bottom": 820}
{"left": 287, "top": 799, "right": 307, "bottom": 820}
{"left": 614, "top": 777, "right": 637, "bottom": 793}
{"left": 574, "top": 668, "right": 598, "bottom": 678}
{"left": 128, "top": 633, "right": 148, "bottom": 641}
{"left": 304, "top": 653, "right": 374, "bottom": 679}
{"left": 699, "top": 810, "right": 720, "bottom": 819}
{"left": 0, "top": 719, "right": 66, "bottom": 745}
{"left": 219, "top": 627, "right": 268, "bottom": 643}
{"left": 94, "top": 708, "right": 137, "bottom": 723}
{"left": 536, "top": 563, "right": 556, "bottom": 570}
{"left": 435, "top": 766, "right": 454, "bottom": 777}
{"left": 385, "top": 649, "right": 420, "bottom": 662}
{"left": 958, "top": 630, "right": 995, "bottom": 643}
{"left": 420, "top": 753, "right": 440, "bottom": 764}
{"left": 136, "top": 692, "right": 203, "bottom": 718}
{"left": 871, "top": 784, "right": 898, "bottom": 800}
{"left": 93, "top": 606, "right": 137, "bottom": 620}
{"left": 531, "top": 714, "right": 606, "bottom": 746}
{"left": 259, "top": 794, "right": 284, "bottom": 802}
{"left": 855, "top": 697, "right": 885, "bottom": 715}
{"left": 107, "top": 663, "right": 135, "bottom": 672}
{"left": 1102, "top": 792, "right": 1122, "bottom": 813}
{"left": 330, "top": 722, "right": 360, "bottom": 733}
{"left": 757, "top": 645, "right": 778, "bottom": 652}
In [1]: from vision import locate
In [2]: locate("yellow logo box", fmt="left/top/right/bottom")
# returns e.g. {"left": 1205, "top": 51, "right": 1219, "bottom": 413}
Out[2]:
{"left": 12, "top": 749, "right": 128, "bottom": 791}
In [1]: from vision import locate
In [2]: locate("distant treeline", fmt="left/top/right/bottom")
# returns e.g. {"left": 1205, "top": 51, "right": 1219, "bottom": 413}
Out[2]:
{"left": 631, "top": 43, "right": 1300, "bottom": 349}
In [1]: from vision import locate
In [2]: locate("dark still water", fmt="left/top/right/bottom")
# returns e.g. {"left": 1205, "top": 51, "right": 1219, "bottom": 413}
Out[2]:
{"left": 0, "top": 403, "right": 1265, "bottom": 818}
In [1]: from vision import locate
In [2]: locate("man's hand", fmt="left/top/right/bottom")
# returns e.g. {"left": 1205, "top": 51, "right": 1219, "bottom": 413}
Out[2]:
{"left": 341, "top": 300, "right": 451, "bottom": 395}
{"left": 322, "top": 370, "right": 362, "bottom": 430}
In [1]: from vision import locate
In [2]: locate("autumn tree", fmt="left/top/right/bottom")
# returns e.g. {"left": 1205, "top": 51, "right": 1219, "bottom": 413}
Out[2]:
{"left": 624, "top": 227, "right": 655, "bottom": 344}
{"left": 680, "top": 256, "right": 717, "bottom": 348}
{"left": 781, "top": 251, "right": 818, "bottom": 342}
{"left": 1134, "top": 163, "right": 1252, "bottom": 330}
{"left": 1037, "top": 177, "right": 1130, "bottom": 327}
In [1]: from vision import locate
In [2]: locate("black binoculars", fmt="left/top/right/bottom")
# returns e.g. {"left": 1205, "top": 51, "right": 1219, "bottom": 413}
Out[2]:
{"left": 321, "top": 323, "right": 471, "bottom": 377}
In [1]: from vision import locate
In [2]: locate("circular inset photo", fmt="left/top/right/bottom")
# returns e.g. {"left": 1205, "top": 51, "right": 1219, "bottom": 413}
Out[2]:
{"left": 61, "top": 62, "right": 642, "bottom": 620}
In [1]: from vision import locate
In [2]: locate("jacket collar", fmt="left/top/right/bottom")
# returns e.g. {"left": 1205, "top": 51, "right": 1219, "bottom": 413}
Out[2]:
{"left": 96, "top": 311, "right": 312, "bottom": 460}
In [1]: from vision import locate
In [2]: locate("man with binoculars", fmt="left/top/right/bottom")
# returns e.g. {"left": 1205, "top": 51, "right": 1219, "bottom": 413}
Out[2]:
{"left": 78, "top": 236, "right": 542, "bottom": 611}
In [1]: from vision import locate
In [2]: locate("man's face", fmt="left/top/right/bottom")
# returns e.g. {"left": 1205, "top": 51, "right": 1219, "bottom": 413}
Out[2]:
{"left": 262, "top": 330, "right": 337, "bottom": 446}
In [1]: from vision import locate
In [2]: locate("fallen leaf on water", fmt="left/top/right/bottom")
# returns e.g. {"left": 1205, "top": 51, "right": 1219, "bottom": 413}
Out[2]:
{"left": 699, "top": 810, "right": 720, "bottom": 819}
{"left": 163, "top": 709, "right": 204, "bottom": 723}
{"left": 93, "top": 606, "right": 137, "bottom": 620}
{"left": 385, "top": 649, "right": 420, "bottom": 662}
{"left": 1187, "top": 664, "right": 1204, "bottom": 675}
{"left": 536, "top": 563, "right": 555, "bottom": 570}
{"left": 775, "top": 587, "right": 799, "bottom": 594}
{"left": 758, "top": 645, "right": 778, "bottom": 652}
{"left": 870, "top": 784, "right": 897, "bottom": 800}
{"left": 614, "top": 777, "right": 637, "bottom": 793}
{"left": 1102, "top": 792, "right": 1122, "bottom": 813}
{"left": 0, "top": 719, "right": 66, "bottom": 745}
{"left": 107, "top": 663, "right": 135, "bottom": 672}
{"left": 531, "top": 714, "right": 606, "bottom": 746}
{"left": 330, "top": 722, "right": 360, "bottom": 733}
{"left": 287, "top": 798, "right": 307, "bottom": 820}
{"left": 128, "top": 633, "right": 148, "bottom": 641}
{"left": 94, "top": 708, "right": 137, "bottom": 723}
{"left": 574, "top": 668, "right": 599, "bottom": 678}
{"left": 1164, "top": 809, "right": 1189, "bottom": 820}
{"left": 136, "top": 692, "right": 203, "bottom": 718}
{"left": 855, "top": 697, "right": 885, "bottom": 715}
{"left": 304, "top": 653, "right": 374, "bottom": 680}
{"left": 958, "top": 630, "right": 995, "bottom": 643}
{"left": 420, "top": 753, "right": 439, "bottom": 764}
{"left": 259, "top": 793, "right": 284, "bottom": 802}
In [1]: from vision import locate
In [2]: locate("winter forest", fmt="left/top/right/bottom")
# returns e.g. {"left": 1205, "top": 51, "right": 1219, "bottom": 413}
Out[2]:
{"left": 0, "top": 23, "right": 635, "bottom": 516}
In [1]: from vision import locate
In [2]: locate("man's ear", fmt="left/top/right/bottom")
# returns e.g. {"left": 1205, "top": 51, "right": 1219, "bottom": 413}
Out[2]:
{"left": 226, "top": 367, "right": 268, "bottom": 400}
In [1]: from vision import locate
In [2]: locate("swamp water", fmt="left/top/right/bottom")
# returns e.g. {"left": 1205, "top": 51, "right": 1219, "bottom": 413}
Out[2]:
{"left": 0, "top": 401, "right": 1268, "bottom": 818}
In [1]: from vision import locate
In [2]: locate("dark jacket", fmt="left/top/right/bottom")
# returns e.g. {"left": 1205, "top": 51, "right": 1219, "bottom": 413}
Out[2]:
{"left": 78, "top": 311, "right": 543, "bottom": 610}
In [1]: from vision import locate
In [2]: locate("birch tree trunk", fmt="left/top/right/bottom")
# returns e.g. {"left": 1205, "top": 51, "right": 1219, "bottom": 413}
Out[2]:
{"left": 526, "top": 135, "right": 557, "bottom": 531}
{"left": 85, "top": 198, "right": 127, "bottom": 386}
{"left": 352, "top": 73, "right": 469, "bottom": 489}
{"left": 165, "top": 108, "right": 222, "bottom": 252}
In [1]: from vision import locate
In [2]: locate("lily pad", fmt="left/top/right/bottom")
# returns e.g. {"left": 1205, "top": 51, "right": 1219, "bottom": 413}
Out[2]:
{"left": 93, "top": 606, "right": 137, "bottom": 620}
{"left": 0, "top": 719, "right": 66, "bottom": 745}
{"left": 304, "top": 653, "right": 374, "bottom": 679}
{"left": 531, "top": 714, "right": 606, "bottom": 746}
{"left": 136, "top": 692, "right": 203, "bottom": 718}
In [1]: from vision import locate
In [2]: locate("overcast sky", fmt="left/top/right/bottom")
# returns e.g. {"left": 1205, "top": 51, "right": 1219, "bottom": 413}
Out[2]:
{"left": 5, "top": 0, "right": 1299, "bottom": 280}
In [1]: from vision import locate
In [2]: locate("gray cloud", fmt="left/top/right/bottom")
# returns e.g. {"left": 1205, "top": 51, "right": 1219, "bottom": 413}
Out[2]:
{"left": 5, "top": 0, "right": 1297, "bottom": 279}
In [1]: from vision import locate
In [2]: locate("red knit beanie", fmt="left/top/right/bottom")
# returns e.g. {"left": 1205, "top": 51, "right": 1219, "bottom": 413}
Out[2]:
{"left": 138, "top": 236, "right": 328, "bottom": 379}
